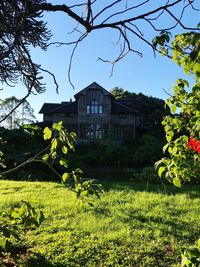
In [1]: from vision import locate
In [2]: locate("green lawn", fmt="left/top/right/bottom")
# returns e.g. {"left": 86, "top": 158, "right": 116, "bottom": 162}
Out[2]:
{"left": 0, "top": 179, "right": 200, "bottom": 266}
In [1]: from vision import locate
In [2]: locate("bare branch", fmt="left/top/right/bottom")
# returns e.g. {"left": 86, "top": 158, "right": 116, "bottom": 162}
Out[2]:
{"left": 128, "top": 22, "right": 144, "bottom": 36}
{"left": 33, "top": 3, "right": 91, "bottom": 31}
{"left": 86, "top": 0, "right": 92, "bottom": 23}
{"left": 68, "top": 0, "right": 97, "bottom": 10}
{"left": 68, "top": 32, "right": 89, "bottom": 89}
{"left": 165, "top": 8, "right": 198, "bottom": 30}
{"left": 38, "top": 66, "right": 59, "bottom": 94}
{"left": 92, "top": 0, "right": 183, "bottom": 30}
{"left": 124, "top": 24, "right": 157, "bottom": 58}
{"left": 98, "top": 25, "right": 142, "bottom": 76}
{"left": 101, "top": 0, "right": 150, "bottom": 24}
{"left": 92, "top": 0, "right": 122, "bottom": 22}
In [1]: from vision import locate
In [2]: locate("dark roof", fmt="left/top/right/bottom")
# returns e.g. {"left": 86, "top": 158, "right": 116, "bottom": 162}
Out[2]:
{"left": 116, "top": 98, "right": 142, "bottom": 110}
{"left": 74, "top": 82, "right": 112, "bottom": 98}
{"left": 51, "top": 101, "right": 77, "bottom": 113}
{"left": 39, "top": 101, "right": 77, "bottom": 114}
{"left": 111, "top": 101, "right": 138, "bottom": 114}
{"left": 39, "top": 103, "right": 61, "bottom": 114}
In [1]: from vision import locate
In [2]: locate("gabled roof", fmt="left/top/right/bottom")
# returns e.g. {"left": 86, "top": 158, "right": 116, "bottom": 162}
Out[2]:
{"left": 74, "top": 82, "right": 112, "bottom": 98}
{"left": 111, "top": 101, "right": 138, "bottom": 114}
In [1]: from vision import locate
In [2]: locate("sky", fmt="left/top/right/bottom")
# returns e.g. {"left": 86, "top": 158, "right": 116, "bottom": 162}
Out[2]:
{"left": 1, "top": 1, "right": 200, "bottom": 121}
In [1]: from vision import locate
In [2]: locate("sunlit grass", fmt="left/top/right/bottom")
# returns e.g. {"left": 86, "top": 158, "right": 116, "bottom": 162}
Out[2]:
{"left": 0, "top": 179, "right": 200, "bottom": 266}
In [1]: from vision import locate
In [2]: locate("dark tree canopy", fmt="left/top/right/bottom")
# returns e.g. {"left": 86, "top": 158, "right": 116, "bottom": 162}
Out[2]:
{"left": 0, "top": 0, "right": 199, "bottom": 93}
{"left": 0, "top": 0, "right": 51, "bottom": 94}
{"left": 111, "top": 87, "right": 170, "bottom": 136}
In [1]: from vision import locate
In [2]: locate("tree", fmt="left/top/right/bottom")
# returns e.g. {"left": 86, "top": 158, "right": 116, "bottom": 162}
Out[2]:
{"left": 110, "top": 87, "right": 131, "bottom": 99}
{"left": 155, "top": 31, "right": 200, "bottom": 186}
{"left": 111, "top": 87, "right": 170, "bottom": 136}
{"left": 0, "top": 96, "right": 36, "bottom": 129}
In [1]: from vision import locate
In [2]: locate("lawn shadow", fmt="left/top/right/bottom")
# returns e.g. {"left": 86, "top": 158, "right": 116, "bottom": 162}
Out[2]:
{"left": 25, "top": 252, "right": 65, "bottom": 267}
{"left": 102, "top": 180, "right": 200, "bottom": 198}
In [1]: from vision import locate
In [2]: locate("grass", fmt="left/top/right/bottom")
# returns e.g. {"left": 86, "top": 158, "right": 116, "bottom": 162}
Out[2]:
{"left": 0, "top": 179, "right": 200, "bottom": 266}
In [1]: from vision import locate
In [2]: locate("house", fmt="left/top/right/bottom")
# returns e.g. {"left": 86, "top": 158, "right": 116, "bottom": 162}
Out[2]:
{"left": 39, "top": 82, "right": 140, "bottom": 142}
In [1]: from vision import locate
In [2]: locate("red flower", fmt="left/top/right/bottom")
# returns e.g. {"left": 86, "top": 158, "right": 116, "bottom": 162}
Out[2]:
{"left": 187, "top": 137, "right": 200, "bottom": 154}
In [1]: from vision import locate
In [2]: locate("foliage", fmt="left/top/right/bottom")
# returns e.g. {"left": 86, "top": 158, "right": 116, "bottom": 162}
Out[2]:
{"left": 0, "top": 121, "right": 103, "bottom": 202}
{"left": 110, "top": 87, "right": 131, "bottom": 99}
{"left": 42, "top": 121, "right": 103, "bottom": 202}
{"left": 155, "top": 30, "right": 200, "bottom": 186}
{"left": 155, "top": 79, "right": 200, "bottom": 186}
{"left": 153, "top": 31, "right": 200, "bottom": 81}
{"left": 181, "top": 239, "right": 200, "bottom": 267}
{"left": 0, "top": 126, "right": 45, "bottom": 174}
{"left": 0, "top": 200, "right": 44, "bottom": 251}
{"left": 69, "top": 134, "right": 164, "bottom": 175}
{"left": 1, "top": 180, "right": 200, "bottom": 266}
{"left": 0, "top": 96, "right": 36, "bottom": 129}
{"left": 110, "top": 87, "right": 170, "bottom": 137}
{"left": 0, "top": 0, "right": 51, "bottom": 93}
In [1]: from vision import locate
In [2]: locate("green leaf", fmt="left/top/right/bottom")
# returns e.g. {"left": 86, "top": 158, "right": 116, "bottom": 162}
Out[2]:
{"left": 158, "top": 166, "right": 165, "bottom": 178}
{"left": 0, "top": 238, "right": 9, "bottom": 250}
{"left": 166, "top": 131, "right": 174, "bottom": 142}
{"left": 51, "top": 138, "right": 57, "bottom": 150}
{"left": 62, "top": 145, "right": 68, "bottom": 154}
{"left": 43, "top": 127, "right": 52, "bottom": 140}
{"left": 181, "top": 255, "right": 188, "bottom": 267}
{"left": 62, "top": 173, "right": 69, "bottom": 182}
{"left": 59, "top": 159, "right": 68, "bottom": 168}
{"left": 37, "top": 211, "right": 45, "bottom": 225}
{"left": 51, "top": 151, "right": 57, "bottom": 159}
{"left": 173, "top": 177, "right": 181, "bottom": 187}
{"left": 163, "top": 143, "right": 169, "bottom": 153}
{"left": 53, "top": 121, "right": 63, "bottom": 131}
{"left": 171, "top": 105, "right": 177, "bottom": 113}
{"left": 168, "top": 147, "right": 173, "bottom": 153}
{"left": 42, "top": 154, "right": 49, "bottom": 161}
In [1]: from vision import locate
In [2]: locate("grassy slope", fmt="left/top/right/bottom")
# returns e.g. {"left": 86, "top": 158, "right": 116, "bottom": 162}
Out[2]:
{"left": 0, "top": 180, "right": 200, "bottom": 266}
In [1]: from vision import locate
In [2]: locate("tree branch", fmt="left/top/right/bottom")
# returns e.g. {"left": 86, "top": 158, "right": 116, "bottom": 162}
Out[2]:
{"left": 33, "top": 3, "right": 91, "bottom": 31}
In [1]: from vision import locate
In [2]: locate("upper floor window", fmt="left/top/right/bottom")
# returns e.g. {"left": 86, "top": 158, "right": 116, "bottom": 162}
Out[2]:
{"left": 86, "top": 89, "right": 103, "bottom": 114}
{"left": 87, "top": 100, "right": 103, "bottom": 114}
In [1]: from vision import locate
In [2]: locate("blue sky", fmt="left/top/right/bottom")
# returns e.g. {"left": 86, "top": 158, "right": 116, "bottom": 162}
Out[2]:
{"left": 1, "top": 1, "right": 199, "bottom": 120}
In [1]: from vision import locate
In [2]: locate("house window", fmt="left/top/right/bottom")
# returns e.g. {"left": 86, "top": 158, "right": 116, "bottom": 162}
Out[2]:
{"left": 86, "top": 89, "right": 103, "bottom": 114}
{"left": 80, "top": 124, "right": 106, "bottom": 139}
{"left": 86, "top": 100, "right": 103, "bottom": 114}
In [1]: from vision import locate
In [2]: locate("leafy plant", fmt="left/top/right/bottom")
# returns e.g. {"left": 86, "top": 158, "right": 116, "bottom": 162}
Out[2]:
{"left": 0, "top": 121, "right": 103, "bottom": 202}
{"left": 181, "top": 239, "right": 200, "bottom": 267}
{"left": 154, "top": 29, "right": 200, "bottom": 187}
{"left": 42, "top": 121, "right": 103, "bottom": 203}
{"left": 0, "top": 200, "right": 44, "bottom": 251}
